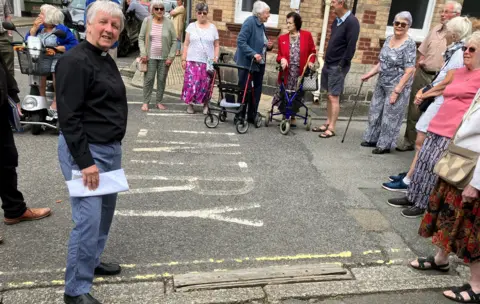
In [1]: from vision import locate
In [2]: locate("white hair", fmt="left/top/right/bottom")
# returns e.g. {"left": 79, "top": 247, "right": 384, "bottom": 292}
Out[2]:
{"left": 41, "top": 4, "right": 64, "bottom": 25}
{"left": 445, "top": 1, "right": 462, "bottom": 14}
{"left": 394, "top": 11, "right": 413, "bottom": 26}
{"left": 466, "top": 31, "right": 480, "bottom": 48}
{"left": 87, "top": 0, "right": 124, "bottom": 32}
{"left": 446, "top": 16, "right": 472, "bottom": 41}
{"left": 150, "top": 0, "right": 165, "bottom": 14}
{"left": 252, "top": 1, "right": 270, "bottom": 17}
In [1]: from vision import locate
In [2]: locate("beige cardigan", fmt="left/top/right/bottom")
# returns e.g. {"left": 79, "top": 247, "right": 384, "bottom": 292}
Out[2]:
{"left": 139, "top": 16, "right": 177, "bottom": 60}
{"left": 454, "top": 89, "right": 480, "bottom": 190}
{"left": 170, "top": 5, "right": 185, "bottom": 38}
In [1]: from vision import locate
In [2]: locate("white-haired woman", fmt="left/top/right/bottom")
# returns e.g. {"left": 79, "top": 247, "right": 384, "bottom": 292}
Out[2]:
{"left": 384, "top": 16, "right": 471, "bottom": 194}
{"left": 26, "top": 4, "right": 78, "bottom": 114}
{"left": 56, "top": 1, "right": 127, "bottom": 303}
{"left": 361, "top": 11, "right": 417, "bottom": 154}
{"left": 181, "top": 2, "right": 219, "bottom": 114}
{"left": 139, "top": 0, "right": 177, "bottom": 111}
{"left": 234, "top": 0, "right": 273, "bottom": 123}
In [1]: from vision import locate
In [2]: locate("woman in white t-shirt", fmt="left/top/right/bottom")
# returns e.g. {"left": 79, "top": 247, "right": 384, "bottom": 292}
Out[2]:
{"left": 181, "top": 2, "right": 220, "bottom": 114}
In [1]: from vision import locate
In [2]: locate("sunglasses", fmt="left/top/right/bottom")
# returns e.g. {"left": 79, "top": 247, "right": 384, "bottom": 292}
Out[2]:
{"left": 462, "top": 46, "right": 477, "bottom": 53}
{"left": 394, "top": 21, "right": 408, "bottom": 28}
{"left": 153, "top": 7, "right": 164, "bottom": 11}
{"left": 197, "top": 11, "right": 208, "bottom": 15}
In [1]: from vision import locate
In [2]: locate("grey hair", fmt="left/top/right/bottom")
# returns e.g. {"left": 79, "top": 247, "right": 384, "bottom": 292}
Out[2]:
{"left": 394, "top": 11, "right": 413, "bottom": 26}
{"left": 445, "top": 1, "right": 462, "bottom": 14}
{"left": 195, "top": 2, "right": 208, "bottom": 12}
{"left": 41, "top": 4, "right": 64, "bottom": 25}
{"left": 466, "top": 31, "right": 480, "bottom": 48}
{"left": 150, "top": 0, "right": 165, "bottom": 14}
{"left": 252, "top": 1, "right": 270, "bottom": 17}
{"left": 87, "top": 0, "right": 124, "bottom": 32}
{"left": 446, "top": 16, "right": 472, "bottom": 41}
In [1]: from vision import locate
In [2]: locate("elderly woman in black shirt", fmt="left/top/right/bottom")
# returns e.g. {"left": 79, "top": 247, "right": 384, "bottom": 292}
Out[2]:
{"left": 56, "top": 1, "right": 128, "bottom": 303}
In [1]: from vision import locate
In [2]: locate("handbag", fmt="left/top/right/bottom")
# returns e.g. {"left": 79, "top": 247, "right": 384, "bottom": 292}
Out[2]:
{"left": 195, "top": 23, "right": 214, "bottom": 74}
{"left": 136, "top": 17, "right": 151, "bottom": 73}
{"left": 433, "top": 94, "right": 480, "bottom": 189}
{"left": 300, "top": 54, "right": 318, "bottom": 91}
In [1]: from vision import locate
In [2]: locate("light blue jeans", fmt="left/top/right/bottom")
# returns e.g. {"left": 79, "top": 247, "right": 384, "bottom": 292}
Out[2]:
{"left": 58, "top": 134, "right": 122, "bottom": 296}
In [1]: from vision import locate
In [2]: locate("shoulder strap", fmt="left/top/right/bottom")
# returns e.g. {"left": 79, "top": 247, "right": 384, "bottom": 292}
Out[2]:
{"left": 194, "top": 22, "right": 209, "bottom": 59}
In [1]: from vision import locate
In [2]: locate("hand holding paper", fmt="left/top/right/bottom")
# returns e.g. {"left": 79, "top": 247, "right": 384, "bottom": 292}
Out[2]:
{"left": 66, "top": 169, "right": 129, "bottom": 197}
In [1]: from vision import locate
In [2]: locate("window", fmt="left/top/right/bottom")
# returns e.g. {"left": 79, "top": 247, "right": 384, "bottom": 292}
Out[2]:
{"left": 385, "top": 0, "right": 436, "bottom": 42}
{"left": 462, "top": 0, "right": 480, "bottom": 18}
{"left": 235, "top": 0, "right": 279, "bottom": 27}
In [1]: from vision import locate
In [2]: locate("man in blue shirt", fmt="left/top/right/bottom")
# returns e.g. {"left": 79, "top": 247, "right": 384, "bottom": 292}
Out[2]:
{"left": 85, "top": 0, "right": 121, "bottom": 59}
{"left": 313, "top": 0, "right": 359, "bottom": 139}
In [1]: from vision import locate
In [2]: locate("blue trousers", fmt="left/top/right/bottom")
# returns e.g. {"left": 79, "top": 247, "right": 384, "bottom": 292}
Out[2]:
{"left": 58, "top": 134, "right": 122, "bottom": 296}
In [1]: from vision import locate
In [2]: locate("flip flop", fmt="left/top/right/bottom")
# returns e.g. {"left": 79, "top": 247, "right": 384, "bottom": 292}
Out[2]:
{"left": 319, "top": 130, "right": 336, "bottom": 138}
{"left": 312, "top": 124, "right": 329, "bottom": 132}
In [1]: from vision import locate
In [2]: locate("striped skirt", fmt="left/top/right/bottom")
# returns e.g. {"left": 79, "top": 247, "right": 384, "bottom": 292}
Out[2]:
{"left": 407, "top": 132, "right": 451, "bottom": 209}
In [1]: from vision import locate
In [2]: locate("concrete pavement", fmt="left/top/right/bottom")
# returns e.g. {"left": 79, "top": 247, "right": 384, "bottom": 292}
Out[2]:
{"left": 1, "top": 52, "right": 463, "bottom": 303}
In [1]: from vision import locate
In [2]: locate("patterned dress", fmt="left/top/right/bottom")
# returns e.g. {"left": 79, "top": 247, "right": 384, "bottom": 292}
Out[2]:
{"left": 272, "top": 35, "right": 302, "bottom": 112}
{"left": 363, "top": 36, "right": 417, "bottom": 150}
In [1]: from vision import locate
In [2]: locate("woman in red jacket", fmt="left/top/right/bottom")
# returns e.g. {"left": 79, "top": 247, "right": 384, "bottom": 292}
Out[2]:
{"left": 272, "top": 12, "right": 316, "bottom": 127}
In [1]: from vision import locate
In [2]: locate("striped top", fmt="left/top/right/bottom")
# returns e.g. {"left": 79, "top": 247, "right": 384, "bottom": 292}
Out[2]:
{"left": 150, "top": 23, "right": 163, "bottom": 59}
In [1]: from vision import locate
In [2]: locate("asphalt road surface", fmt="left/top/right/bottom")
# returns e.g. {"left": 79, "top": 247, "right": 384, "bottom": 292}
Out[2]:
{"left": 1, "top": 37, "right": 440, "bottom": 294}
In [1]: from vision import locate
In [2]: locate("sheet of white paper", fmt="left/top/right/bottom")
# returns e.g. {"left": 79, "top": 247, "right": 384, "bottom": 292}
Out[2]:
{"left": 66, "top": 169, "right": 129, "bottom": 197}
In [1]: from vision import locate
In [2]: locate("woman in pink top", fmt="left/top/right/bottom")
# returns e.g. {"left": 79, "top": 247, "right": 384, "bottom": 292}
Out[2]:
{"left": 400, "top": 32, "right": 480, "bottom": 218}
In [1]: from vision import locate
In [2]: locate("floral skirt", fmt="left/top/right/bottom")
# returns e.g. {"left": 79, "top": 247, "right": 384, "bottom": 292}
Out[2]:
{"left": 181, "top": 61, "right": 212, "bottom": 105}
{"left": 419, "top": 180, "right": 480, "bottom": 263}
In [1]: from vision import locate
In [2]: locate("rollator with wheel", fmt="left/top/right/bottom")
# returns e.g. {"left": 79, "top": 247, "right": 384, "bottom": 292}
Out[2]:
{"left": 204, "top": 59, "right": 263, "bottom": 134}
{"left": 265, "top": 54, "right": 318, "bottom": 135}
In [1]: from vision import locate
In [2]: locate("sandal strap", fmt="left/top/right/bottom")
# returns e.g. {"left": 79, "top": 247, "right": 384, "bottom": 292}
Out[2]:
{"left": 417, "top": 256, "right": 436, "bottom": 269}
{"left": 467, "top": 289, "right": 480, "bottom": 301}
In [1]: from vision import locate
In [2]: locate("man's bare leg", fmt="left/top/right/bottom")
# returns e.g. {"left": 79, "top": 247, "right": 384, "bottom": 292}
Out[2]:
{"left": 328, "top": 94, "right": 340, "bottom": 132}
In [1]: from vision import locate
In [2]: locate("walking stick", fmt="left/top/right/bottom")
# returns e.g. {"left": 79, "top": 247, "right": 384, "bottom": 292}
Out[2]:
{"left": 341, "top": 81, "right": 364, "bottom": 143}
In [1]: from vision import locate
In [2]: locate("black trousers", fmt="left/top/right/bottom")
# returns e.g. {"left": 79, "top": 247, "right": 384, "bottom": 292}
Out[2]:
{"left": 238, "top": 64, "right": 265, "bottom": 122}
{"left": 0, "top": 104, "right": 27, "bottom": 218}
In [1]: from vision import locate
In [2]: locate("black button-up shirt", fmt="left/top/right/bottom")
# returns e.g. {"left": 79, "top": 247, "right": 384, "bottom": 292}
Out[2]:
{"left": 56, "top": 41, "right": 128, "bottom": 170}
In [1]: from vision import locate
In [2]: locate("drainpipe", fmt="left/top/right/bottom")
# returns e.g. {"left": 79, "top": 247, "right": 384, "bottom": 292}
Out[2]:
{"left": 313, "top": 1, "right": 331, "bottom": 102}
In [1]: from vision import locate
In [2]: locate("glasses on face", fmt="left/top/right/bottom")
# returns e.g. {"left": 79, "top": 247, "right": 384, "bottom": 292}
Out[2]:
{"left": 394, "top": 21, "right": 408, "bottom": 28}
{"left": 197, "top": 11, "right": 207, "bottom": 15}
{"left": 153, "top": 7, "right": 164, "bottom": 11}
{"left": 462, "top": 46, "right": 477, "bottom": 53}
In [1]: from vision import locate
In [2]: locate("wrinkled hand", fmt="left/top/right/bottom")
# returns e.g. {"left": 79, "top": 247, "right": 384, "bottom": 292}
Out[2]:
{"left": 414, "top": 90, "right": 424, "bottom": 105}
{"left": 140, "top": 56, "right": 148, "bottom": 63}
{"left": 280, "top": 58, "right": 288, "bottom": 70}
{"left": 181, "top": 60, "right": 186, "bottom": 70}
{"left": 254, "top": 54, "right": 262, "bottom": 63}
{"left": 462, "top": 185, "right": 479, "bottom": 203}
{"left": 390, "top": 92, "right": 399, "bottom": 104}
{"left": 307, "top": 62, "right": 314, "bottom": 69}
{"left": 33, "top": 17, "right": 43, "bottom": 28}
{"left": 360, "top": 73, "right": 371, "bottom": 82}
{"left": 7, "top": 30, "right": 12, "bottom": 36}
{"left": 165, "top": 59, "right": 173, "bottom": 66}
{"left": 82, "top": 164, "right": 100, "bottom": 191}
{"left": 16, "top": 103, "right": 23, "bottom": 117}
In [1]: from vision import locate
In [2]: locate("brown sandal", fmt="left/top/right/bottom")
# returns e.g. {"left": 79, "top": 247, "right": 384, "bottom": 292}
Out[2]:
{"left": 319, "top": 129, "right": 336, "bottom": 138}
{"left": 312, "top": 124, "right": 329, "bottom": 132}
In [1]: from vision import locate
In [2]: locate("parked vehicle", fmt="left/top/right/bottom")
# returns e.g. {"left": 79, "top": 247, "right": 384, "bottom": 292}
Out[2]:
{"left": 3, "top": 21, "right": 66, "bottom": 135}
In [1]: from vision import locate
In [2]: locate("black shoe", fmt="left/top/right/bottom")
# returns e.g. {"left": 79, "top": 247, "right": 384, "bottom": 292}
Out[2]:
{"left": 401, "top": 206, "right": 425, "bottom": 218}
{"left": 372, "top": 148, "right": 390, "bottom": 154}
{"left": 64, "top": 293, "right": 101, "bottom": 304}
{"left": 94, "top": 262, "right": 121, "bottom": 276}
{"left": 361, "top": 141, "right": 377, "bottom": 147}
{"left": 387, "top": 197, "right": 413, "bottom": 208}
{"left": 396, "top": 145, "right": 415, "bottom": 152}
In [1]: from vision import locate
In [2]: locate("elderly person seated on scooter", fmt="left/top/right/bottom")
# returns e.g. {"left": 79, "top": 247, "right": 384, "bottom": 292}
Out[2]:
{"left": 26, "top": 4, "right": 78, "bottom": 116}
